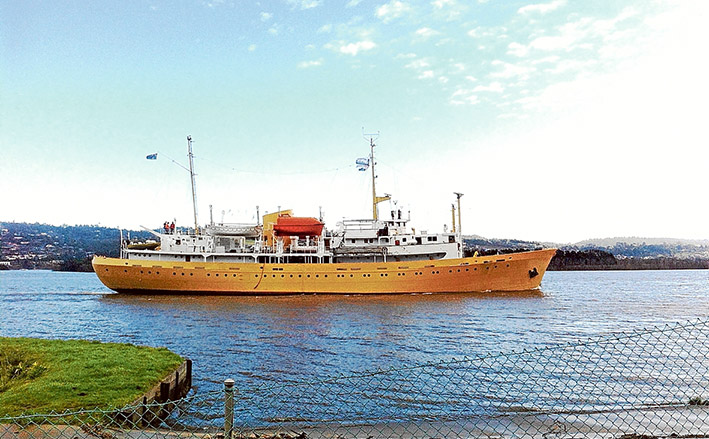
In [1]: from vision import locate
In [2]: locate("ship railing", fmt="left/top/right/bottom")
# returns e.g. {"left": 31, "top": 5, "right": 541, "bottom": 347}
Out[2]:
{"left": 338, "top": 219, "right": 382, "bottom": 232}
{"left": 287, "top": 245, "right": 319, "bottom": 253}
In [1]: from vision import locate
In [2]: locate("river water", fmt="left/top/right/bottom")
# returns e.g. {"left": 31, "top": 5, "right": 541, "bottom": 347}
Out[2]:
{"left": 2, "top": 269, "right": 709, "bottom": 426}
{"left": 1, "top": 269, "right": 708, "bottom": 391}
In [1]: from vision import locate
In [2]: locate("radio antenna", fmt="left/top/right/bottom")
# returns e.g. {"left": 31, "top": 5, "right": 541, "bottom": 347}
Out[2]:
{"left": 362, "top": 129, "right": 389, "bottom": 220}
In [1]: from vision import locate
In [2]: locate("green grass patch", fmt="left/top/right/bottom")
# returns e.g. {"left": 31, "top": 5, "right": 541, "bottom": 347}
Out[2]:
{"left": 0, "top": 338, "right": 183, "bottom": 416}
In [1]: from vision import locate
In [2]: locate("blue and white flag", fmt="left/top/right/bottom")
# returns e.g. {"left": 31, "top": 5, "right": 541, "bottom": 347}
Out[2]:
{"left": 356, "top": 157, "right": 369, "bottom": 171}
{"left": 146, "top": 153, "right": 158, "bottom": 160}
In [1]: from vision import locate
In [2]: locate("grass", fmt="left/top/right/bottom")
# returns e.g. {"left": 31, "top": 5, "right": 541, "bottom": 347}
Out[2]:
{"left": 0, "top": 337, "right": 183, "bottom": 417}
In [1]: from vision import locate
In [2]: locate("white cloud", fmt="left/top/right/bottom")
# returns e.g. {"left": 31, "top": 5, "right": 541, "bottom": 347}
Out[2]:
{"left": 467, "top": 25, "right": 507, "bottom": 40}
{"left": 347, "top": 0, "right": 363, "bottom": 7}
{"left": 260, "top": 12, "right": 272, "bottom": 22}
{"left": 529, "top": 34, "right": 574, "bottom": 51}
{"left": 297, "top": 59, "right": 323, "bottom": 69}
{"left": 489, "top": 60, "right": 535, "bottom": 80}
{"left": 432, "top": 0, "right": 453, "bottom": 8}
{"left": 395, "top": 52, "right": 417, "bottom": 59}
{"left": 466, "top": 26, "right": 482, "bottom": 38}
{"left": 449, "top": 88, "right": 479, "bottom": 105}
{"left": 376, "top": 1, "right": 411, "bottom": 23}
{"left": 268, "top": 26, "right": 279, "bottom": 36}
{"left": 405, "top": 59, "right": 430, "bottom": 69}
{"left": 507, "top": 41, "right": 528, "bottom": 57}
{"left": 418, "top": 70, "right": 434, "bottom": 79}
{"left": 544, "top": 58, "right": 597, "bottom": 75}
{"left": 518, "top": 0, "right": 566, "bottom": 15}
{"left": 451, "top": 63, "right": 466, "bottom": 73}
{"left": 248, "top": 44, "right": 256, "bottom": 52}
{"left": 532, "top": 55, "right": 560, "bottom": 65}
{"left": 318, "top": 24, "right": 332, "bottom": 33}
{"left": 415, "top": 27, "right": 440, "bottom": 39}
{"left": 472, "top": 82, "right": 504, "bottom": 93}
{"left": 287, "top": 0, "right": 322, "bottom": 9}
{"left": 338, "top": 40, "right": 377, "bottom": 56}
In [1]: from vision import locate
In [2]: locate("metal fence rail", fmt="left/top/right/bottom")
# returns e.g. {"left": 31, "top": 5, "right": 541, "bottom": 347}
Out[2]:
{"left": 2, "top": 319, "right": 709, "bottom": 438}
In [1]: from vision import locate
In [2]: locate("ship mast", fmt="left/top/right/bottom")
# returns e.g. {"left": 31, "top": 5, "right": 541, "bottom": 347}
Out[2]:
{"left": 454, "top": 192, "right": 463, "bottom": 235}
{"left": 187, "top": 135, "right": 199, "bottom": 234}
{"left": 365, "top": 132, "right": 390, "bottom": 221}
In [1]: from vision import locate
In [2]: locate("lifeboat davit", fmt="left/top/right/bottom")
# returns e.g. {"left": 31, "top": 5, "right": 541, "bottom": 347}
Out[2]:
{"left": 273, "top": 216, "right": 324, "bottom": 237}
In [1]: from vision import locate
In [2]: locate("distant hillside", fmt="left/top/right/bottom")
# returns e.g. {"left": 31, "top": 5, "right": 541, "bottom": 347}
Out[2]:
{"left": 463, "top": 235, "right": 709, "bottom": 271}
{"left": 2, "top": 222, "right": 707, "bottom": 272}
{"left": 572, "top": 237, "right": 709, "bottom": 259}
{"left": 575, "top": 237, "right": 709, "bottom": 247}
{"left": 0, "top": 222, "right": 151, "bottom": 271}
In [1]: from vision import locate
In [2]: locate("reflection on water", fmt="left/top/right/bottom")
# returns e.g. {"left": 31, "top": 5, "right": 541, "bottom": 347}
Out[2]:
{"left": 1, "top": 269, "right": 709, "bottom": 395}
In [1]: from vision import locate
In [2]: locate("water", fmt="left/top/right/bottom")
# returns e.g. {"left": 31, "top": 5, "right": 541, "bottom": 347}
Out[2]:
{"left": 2, "top": 269, "right": 709, "bottom": 424}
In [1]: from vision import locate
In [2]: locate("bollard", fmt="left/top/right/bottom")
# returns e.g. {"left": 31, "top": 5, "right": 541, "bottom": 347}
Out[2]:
{"left": 224, "top": 379, "right": 235, "bottom": 439}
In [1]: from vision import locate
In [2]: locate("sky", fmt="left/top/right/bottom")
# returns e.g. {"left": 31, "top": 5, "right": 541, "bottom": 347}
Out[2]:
{"left": 1, "top": 0, "right": 708, "bottom": 244}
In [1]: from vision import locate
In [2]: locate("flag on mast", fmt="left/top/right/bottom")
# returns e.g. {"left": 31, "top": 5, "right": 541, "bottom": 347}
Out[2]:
{"left": 356, "top": 157, "right": 369, "bottom": 171}
{"left": 146, "top": 153, "right": 158, "bottom": 160}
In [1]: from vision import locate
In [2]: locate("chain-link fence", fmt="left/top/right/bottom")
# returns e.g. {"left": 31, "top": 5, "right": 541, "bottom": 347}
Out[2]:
{"left": 3, "top": 318, "right": 709, "bottom": 438}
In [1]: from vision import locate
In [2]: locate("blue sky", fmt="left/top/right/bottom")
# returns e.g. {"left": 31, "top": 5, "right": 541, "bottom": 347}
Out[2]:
{"left": 2, "top": 0, "right": 708, "bottom": 243}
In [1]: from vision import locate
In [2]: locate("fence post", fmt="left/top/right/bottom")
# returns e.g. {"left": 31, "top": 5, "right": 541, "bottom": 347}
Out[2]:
{"left": 224, "top": 378, "right": 235, "bottom": 439}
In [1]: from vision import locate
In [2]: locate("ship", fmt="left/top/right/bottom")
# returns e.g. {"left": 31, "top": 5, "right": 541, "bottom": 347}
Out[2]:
{"left": 93, "top": 135, "right": 556, "bottom": 295}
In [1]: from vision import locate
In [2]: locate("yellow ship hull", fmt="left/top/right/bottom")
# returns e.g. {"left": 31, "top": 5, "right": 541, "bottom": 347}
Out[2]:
{"left": 92, "top": 249, "right": 556, "bottom": 295}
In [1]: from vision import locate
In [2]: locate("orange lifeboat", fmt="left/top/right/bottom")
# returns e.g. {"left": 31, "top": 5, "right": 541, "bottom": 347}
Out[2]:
{"left": 273, "top": 216, "right": 324, "bottom": 237}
